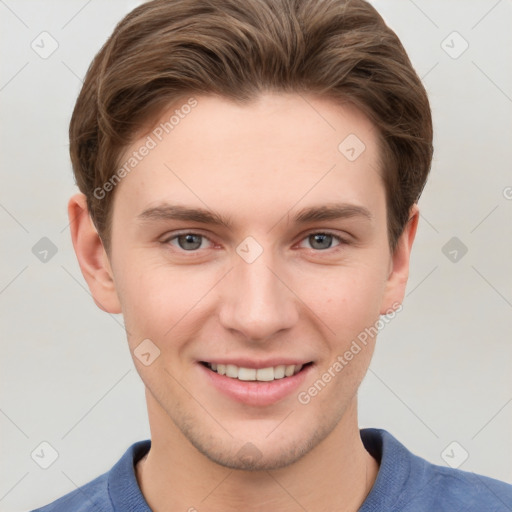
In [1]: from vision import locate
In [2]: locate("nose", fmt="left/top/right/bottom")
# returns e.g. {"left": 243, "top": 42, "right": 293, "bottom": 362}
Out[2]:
{"left": 218, "top": 250, "right": 299, "bottom": 343}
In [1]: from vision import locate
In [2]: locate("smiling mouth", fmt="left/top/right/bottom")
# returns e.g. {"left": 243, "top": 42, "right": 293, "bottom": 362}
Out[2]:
{"left": 200, "top": 362, "right": 313, "bottom": 382}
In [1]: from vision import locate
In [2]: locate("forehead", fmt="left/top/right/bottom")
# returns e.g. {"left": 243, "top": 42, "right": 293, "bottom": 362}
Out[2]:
{"left": 112, "top": 93, "right": 385, "bottom": 227}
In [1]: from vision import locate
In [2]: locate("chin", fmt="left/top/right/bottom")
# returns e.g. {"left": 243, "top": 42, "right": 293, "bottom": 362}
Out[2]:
{"left": 198, "top": 441, "right": 309, "bottom": 471}
{"left": 181, "top": 418, "right": 335, "bottom": 471}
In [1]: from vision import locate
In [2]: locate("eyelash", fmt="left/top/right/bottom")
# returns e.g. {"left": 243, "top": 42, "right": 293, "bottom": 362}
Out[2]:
{"left": 161, "top": 230, "right": 349, "bottom": 254}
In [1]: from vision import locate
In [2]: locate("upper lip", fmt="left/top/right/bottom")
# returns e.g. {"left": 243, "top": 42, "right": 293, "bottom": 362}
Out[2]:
{"left": 200, "top": 358, "right": 313, "bottom": 369}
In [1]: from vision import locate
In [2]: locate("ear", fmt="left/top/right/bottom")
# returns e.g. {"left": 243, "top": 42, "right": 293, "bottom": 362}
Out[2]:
{"left": 380, "top": 203, "right": 419, "bottom": 315}
{"left": 68, "top": 193, "right": 122, "bottom": 314}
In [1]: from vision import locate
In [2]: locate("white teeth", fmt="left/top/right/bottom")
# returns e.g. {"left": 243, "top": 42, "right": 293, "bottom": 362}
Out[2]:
{"left": 206, "top": 362, "right": 306, "bottom": 381}
{"left": 226, "top": 364, "right": 238, "bottom": 378}
{"left": 273, "top": 365, "right": 285, "bottom": 379}
{"left": 238, "top": 367, "right": 256, "bottom": 381}
{"left": 284, "top": 365, "right": 295, "bottom": 377}
{"left": 256, "top": 367, "right": 274, "bottom": 381}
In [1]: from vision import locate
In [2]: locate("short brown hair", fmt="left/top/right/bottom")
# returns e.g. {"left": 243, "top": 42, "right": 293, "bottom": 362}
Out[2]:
{"left": 69, "top": 0, "right": 433, "bottom": 253}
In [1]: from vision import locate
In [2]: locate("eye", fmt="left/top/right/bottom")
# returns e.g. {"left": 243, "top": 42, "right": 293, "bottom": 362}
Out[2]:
{"left": 298, "top": 232, "right": 345, "bottom": 251}
{"left": 164, "top": 232, "right": 214, "bottom": 251}
{"left": 162, "top": 230, "right": 347, "bottom": 254}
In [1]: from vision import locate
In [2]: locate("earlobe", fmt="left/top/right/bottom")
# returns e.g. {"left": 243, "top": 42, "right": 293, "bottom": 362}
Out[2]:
{"left": 380, "top": 204, "right": 419, "bottom": 315}
{"left": 68, "top": 193, "right": 122, "bottom": 314}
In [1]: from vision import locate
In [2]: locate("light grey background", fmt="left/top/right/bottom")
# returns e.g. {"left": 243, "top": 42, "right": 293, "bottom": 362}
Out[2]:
{"left": 1, "top": 1, "right": 511, "bottom": 510}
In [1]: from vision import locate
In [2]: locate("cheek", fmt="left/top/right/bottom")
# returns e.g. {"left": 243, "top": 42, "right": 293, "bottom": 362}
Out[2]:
{"left": 115, "top": 258, "right": 217, "bottom": 345}
{"left": 298, "top": 262, "right": 387, "bottom": 338}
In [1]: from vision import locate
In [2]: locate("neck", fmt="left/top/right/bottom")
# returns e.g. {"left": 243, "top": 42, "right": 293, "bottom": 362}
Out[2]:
{"left": 136, "top": 394, "right": 379, "bottom": 512}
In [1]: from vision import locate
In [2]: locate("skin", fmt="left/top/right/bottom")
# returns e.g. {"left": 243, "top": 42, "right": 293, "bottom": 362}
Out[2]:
{"left": 69, "top": 93, "right": 419, "bottom": 511}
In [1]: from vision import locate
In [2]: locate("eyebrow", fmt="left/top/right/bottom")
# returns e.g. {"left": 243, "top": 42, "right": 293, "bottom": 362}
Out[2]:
{"left": 137, "top": 202, "right": 373, "bottom": 229}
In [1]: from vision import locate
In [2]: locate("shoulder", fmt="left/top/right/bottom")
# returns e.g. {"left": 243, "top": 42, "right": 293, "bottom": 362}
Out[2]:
{"left": 29, "top": 472, "right": 110, "bottom": 512}
{"left": 361, "top": 428, "right": 512, "bottom": 511}
{"left": 30, "top": 440, "right": 151, "bottom": 512}
{"left": 407, "top": 460, "right": 512, "bottom": 511}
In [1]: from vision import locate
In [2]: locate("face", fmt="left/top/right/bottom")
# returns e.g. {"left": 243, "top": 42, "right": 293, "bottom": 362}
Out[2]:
{"left": 94, "top": 93, "right": 411, "bottom": 470}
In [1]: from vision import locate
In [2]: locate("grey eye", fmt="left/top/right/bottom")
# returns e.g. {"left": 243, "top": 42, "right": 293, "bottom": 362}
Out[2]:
{"left": 308, "top": 233, "right": 335, "bottom": 250}
{"left": 176, "top": 234, "right": 203, "bottom": 250}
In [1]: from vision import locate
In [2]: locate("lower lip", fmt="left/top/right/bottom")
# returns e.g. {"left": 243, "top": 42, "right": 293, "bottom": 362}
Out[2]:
{"left": 198, "top": 363, "right": 313, "bottom": 407}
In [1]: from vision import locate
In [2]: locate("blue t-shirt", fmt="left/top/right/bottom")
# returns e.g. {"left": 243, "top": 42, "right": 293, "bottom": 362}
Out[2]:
{"left": 31, "top": 428, "right": 512, "bottom": 511}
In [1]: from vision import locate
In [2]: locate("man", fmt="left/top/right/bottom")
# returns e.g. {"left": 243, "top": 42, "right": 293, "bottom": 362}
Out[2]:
{"left": 32, "top": 0, "right": 512, "bottom": 510}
